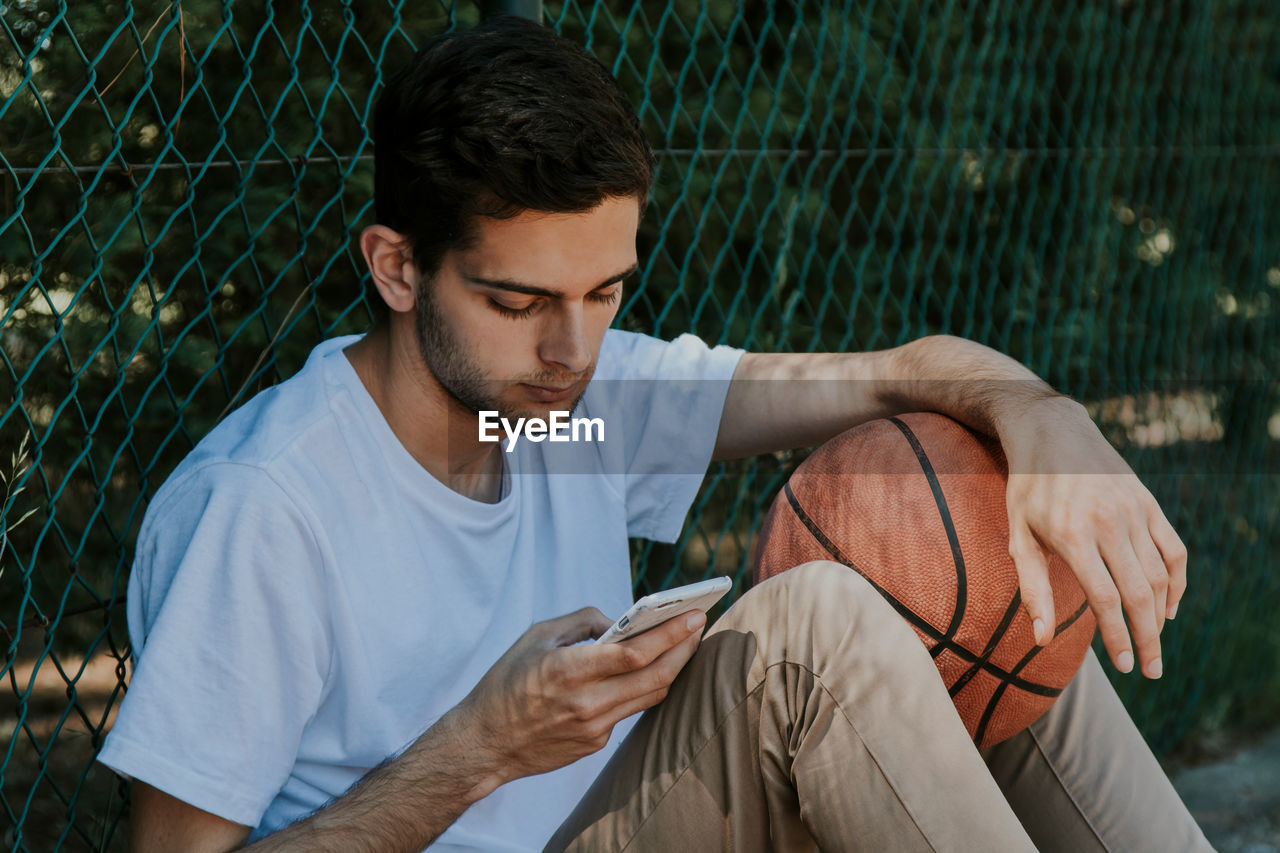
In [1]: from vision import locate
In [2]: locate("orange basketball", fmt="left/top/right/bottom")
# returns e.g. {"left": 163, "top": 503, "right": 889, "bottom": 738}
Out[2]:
{"left": 752, "top": 412, "right": 1096, "bottom": 748}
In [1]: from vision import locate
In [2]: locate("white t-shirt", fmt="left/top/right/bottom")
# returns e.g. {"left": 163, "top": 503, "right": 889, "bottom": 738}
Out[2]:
{"left": 97, "top": 329, "right": 743, "bottom": 851}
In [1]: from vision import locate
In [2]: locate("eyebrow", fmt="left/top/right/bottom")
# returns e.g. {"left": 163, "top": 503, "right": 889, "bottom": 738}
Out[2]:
{"left": 463, "top": 263, "right": 638, "bottom": 299}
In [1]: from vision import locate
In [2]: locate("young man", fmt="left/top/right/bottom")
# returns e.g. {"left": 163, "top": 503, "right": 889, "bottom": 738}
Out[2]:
{"left": 99, "top": 16, "right": 1208, "bottom": 852}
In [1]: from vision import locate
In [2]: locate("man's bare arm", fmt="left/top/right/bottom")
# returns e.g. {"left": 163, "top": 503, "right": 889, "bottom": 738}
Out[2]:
{"left": 130, "top": 698, "right": 506, "bottom": 853}
{"left": 712, "top": 335, "right": 1061, "bottom": 460}
{"left": 714, "top": 335, "right": 1187, "bottom": 682}
{"left": 130, "top": 608, "right": 704, "bottom": 853}
{"left": 242, "top": 704, "right": 504, "bottom": 852}
{"left": 131, "top": 783, "right": 252, "bottom": 853}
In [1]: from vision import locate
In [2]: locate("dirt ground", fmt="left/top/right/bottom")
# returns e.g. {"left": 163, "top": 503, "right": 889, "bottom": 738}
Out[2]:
{"left": 1172, "top": 725, "right": 1280, "bottom": 853}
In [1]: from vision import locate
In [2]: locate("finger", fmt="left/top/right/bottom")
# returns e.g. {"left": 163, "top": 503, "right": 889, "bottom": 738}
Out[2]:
{"left": 602, "top": 683, "right": 677, "bottom": 728}
{"left": 561, "top": 629, "right": 702, "bottom": 734}
{"left": 577, "top": 609, "right": 705, "bottom": 679}
{"left": 1131, "top": 524, "right": 1169, "bottom": 636}
{"left": 1067, "top": 546, "right": 1136, "bottom": 673}
{"left": 564, "top": 681, "right": 678, "bottom": 755}
{"left": 602, "top": 628, "right": 702, "bottom": 710}
{"left": 536, "top": 607, "right": 614, "bottom": 647}
{"left": 1147, "top": 507, "right": 1188, "bottom": 620}
{"left": 1100, "top": 538, "right": 1163, "bottom": 679}
{"left": 1009, "top": 522, "right": 1056, "bottom": 646}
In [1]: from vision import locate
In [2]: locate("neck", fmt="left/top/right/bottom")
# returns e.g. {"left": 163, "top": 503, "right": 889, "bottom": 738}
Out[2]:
{"left": 344, "top": 323, "right": 504, "bottom": 503}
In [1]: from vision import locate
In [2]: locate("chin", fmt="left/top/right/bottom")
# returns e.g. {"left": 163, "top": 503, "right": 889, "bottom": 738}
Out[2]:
{"left": 498, "top": 390, "right": 588, "bottom": 423}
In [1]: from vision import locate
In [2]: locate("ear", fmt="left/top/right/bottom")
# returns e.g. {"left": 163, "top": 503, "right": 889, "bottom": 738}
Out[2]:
{"left": 360, "top": 225, "right": 419, "bottom": 314}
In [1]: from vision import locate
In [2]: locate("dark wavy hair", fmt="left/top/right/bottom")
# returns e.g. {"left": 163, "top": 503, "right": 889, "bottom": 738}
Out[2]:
{"left": 370, "top": 16, "right": 654, "bottom": 318}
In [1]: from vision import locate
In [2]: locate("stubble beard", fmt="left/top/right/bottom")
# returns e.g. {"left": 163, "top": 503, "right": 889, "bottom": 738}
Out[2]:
{"left": 414, "top": 285, "right": 592, "bottom": 423}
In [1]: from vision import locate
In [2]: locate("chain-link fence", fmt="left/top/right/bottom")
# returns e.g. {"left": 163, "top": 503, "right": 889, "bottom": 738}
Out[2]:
{"left": 2, "top": 0, "right": 1277, "bottom": 849}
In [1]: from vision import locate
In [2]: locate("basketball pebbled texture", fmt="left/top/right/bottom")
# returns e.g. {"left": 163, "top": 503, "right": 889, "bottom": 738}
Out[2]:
{"left": 751, "top": 412, "right": 1096, "bottom": 748}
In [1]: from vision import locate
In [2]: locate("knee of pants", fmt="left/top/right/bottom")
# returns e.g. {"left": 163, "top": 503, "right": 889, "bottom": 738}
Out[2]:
{"left": 725, "top": 560, "right": 928, "bottom": 667}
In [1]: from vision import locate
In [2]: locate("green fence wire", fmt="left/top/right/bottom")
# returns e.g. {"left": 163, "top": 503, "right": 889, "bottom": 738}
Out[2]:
{"left": 1, "top": 0, "right": 1277, "bottom": 848}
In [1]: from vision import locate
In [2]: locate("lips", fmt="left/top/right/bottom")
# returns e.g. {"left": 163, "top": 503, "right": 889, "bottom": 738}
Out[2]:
{"left": 522, "top": 382, "right": 578, "bottom": 403}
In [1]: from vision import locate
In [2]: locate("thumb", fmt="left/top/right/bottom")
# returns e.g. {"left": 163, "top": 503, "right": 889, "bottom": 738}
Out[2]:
{"left": 538, "top": 606, "right": 614, "bottom": 647}
{"left": 1009, "top": 523, "right": 1056, "bottom": 646}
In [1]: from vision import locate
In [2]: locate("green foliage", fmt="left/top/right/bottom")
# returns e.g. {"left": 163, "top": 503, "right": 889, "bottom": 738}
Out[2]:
{"left": 1, "top": 0, "right": 1277, "bottom": 848}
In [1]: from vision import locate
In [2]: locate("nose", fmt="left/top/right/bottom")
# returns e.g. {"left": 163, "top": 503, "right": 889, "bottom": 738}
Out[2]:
{"left": 539, "top": 301, "right": 592, "bottom": 375}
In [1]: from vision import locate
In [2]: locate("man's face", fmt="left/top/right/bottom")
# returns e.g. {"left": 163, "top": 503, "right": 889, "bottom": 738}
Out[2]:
{"left": 414, "top": 196, "right": 640, "bottom": 423}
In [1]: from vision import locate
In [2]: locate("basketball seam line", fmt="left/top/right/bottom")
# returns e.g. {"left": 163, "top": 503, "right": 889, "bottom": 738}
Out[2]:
{"left": 975, "top": 643, "right": 1046, "bottom": 745}
{"left": 887, "top": 416, "right": 968, "bottom": 644}
{"left": 894, "top": 413, "right": 1029, "bottom": 701}
{"left": 949, "top": 592, "right": 1023, "bottom": 700}
{"left": 782, "top": 482, "right": 1064, "bottom": 699}
{"left": 973, "top": 601, "right": 1091, "bottom": 744}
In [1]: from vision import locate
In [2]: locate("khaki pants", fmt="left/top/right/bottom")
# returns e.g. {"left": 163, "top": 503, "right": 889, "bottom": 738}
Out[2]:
{"left": 547, "top": 562, "right": 1212, "bottom": 852}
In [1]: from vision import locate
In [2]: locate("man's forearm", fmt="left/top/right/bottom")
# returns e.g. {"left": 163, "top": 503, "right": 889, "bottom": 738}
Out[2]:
{"left": 245, "top": 707, "right": 502, "bottom": 853}
{"left": 880, "top": 334, "right": 1084, "bottom": 450}
{"left": 714, "top": 335, "right": 1082, "bottom": 460}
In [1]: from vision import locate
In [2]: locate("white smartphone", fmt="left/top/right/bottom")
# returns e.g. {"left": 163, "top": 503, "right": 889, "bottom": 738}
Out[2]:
{"left": 595, "top": 576, "right": 732, "bottom": 644}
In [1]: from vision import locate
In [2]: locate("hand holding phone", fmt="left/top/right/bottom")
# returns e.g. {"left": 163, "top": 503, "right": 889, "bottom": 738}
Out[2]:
{"left": 595, "top": 576, "right": 732, "bottom": 644}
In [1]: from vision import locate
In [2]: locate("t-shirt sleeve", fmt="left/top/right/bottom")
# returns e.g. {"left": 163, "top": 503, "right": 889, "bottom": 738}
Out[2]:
{"left": 591, "top": 330, "right": 744, "bottom": 542}
{"left": 96, "top": 463, "right": 333, "bottom": 828}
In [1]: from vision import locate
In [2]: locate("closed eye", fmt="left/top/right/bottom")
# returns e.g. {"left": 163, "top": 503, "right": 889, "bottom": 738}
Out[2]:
{"left": 487, "top": 279, "right": 625, "bottom": 319}
{"left": 489, "top": 299, "right": 540, "bottom": 319}
{"left": 588, "top": 287, "right": 621, "bottom": 306}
